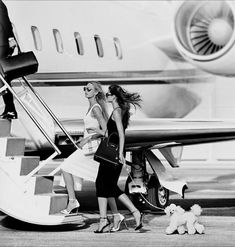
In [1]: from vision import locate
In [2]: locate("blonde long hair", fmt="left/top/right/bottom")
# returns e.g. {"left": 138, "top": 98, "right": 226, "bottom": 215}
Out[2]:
{"left": 90, "top": 81, "right": 109, "bottom": 121}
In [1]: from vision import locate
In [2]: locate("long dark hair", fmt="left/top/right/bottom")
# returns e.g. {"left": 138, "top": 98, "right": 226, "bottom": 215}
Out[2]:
{"left": 109, "top": 84, "right": 141, "bottom": 129}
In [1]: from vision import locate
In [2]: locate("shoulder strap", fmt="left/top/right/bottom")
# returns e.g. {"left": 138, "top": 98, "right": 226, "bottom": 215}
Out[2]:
{"left": 88, "top": 103, "right": 101, "bottom": 115}
{"left": 92, "top": 103, "right": 102, "bottom": 111}
{"left": 90, "top": 103, "right": 103, "bottom": 112}
{"left": 111, "top": 107, "right": 121, "bottom": 117}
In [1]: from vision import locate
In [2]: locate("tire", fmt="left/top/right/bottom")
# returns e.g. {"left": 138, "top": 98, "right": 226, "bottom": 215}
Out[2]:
{"left": 145, "top": 175, "right": 169, "bottom": 210}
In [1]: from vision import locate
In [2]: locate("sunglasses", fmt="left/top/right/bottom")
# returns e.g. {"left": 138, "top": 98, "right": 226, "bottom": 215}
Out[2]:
{"left": 83, "top": 87, "right": 92, "bottom": 92}
{"left": 106, "top": 92, "right": 112, "bottom": 97}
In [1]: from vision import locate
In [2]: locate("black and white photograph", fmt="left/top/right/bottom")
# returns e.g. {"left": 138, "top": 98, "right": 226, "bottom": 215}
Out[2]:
{"left": 0, "top": 0, "right": 235, "bottom": 246}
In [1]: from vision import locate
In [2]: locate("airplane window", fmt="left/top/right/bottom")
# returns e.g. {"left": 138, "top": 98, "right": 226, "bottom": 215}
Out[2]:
{"left": 113, "top": 37, "right": 123, "bottom": 59}
{"left": 53, "top": 29, "right": 64, "bottom": 53}
{"left": 74, "top": 32, "right": 84, "bottom": 55}
{"left": 31, "top": 26, "right": 42, "bottom": 51}
{"left": 94, "top": 35, "right": 104, "bottom": 57}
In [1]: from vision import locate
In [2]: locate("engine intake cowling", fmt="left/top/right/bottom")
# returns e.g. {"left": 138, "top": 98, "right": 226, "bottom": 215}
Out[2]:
{"left": 173, "top": 0, "right": 235, "bottom": 76}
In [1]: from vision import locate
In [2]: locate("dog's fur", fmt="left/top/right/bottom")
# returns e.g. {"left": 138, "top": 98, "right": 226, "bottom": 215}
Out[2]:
{"left": 164, "top": 204, "right": 205, "bottom": 235}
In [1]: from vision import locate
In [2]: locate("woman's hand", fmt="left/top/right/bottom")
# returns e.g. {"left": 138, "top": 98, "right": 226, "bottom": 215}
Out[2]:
{"left": 119, "top": 154, "right": 129, "bottom": 171}
{"left": 86, "top": 127, "right": 97, "bottom": 133}
{"left": 74, "top": 137, "right": 83, "bottom": 149}
{"left": 86, "top": 127, "right": 105, "bottom": 137}
{"left": 119, "top": 153, "right": 125, "bottom": 166}
{"left": 77, "top": 136, "right": 91, "bottom": 148}
{"left": 8, "top": 37, "right": 17, "bottom": 49}
{"left": 75, "top": 136, "right": 83, "bottom": 144}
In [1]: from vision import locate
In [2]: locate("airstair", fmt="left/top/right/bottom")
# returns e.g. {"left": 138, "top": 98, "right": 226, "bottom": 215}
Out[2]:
{"left": 0, "top": 74, "right": 83, "bottom": 225}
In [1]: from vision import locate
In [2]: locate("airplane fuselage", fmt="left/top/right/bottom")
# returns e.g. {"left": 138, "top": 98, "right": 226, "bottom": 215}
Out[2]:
{"left": 2, "top": 0, "right": 234, "bottom": 164}
{"left": 4, "top": 0, "right": 209, "bottom": 120}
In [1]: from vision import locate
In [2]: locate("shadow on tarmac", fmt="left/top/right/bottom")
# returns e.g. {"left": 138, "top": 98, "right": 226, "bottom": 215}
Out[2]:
{"left": 0, "top": 216, "right": 89, "bottom": 232}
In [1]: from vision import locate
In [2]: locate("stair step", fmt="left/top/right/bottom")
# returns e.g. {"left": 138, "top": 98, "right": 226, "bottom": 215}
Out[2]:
{"left": 0, "top": 156, "right": 40, "bottom": 176}
{"left": 49, "top": 193, "right": 69, "bottom": 215}
{"left": 0, "top": 137, "right": 25, "bottom": 156}
{"left": 21, "top": 157, "right": 40, "bottom": 176}
{"left": 0, "top": 120, "right": 11, "bottom": 137}
{"left": 34, "top": 193, "right": 68, "bottom": 215}
{"left": 26, "top": 176, "right": 54, "bottom": 195}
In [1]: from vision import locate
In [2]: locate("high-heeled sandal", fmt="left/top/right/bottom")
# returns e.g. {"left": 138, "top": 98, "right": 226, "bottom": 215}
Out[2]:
{"left": 131, "top": 210, "right": 144, "bottom": 231}
{"left": 111, "top": 213, "right": 128, "bottom": 232}
{"left": 94, "top": 217, "right": 111, "bottom": 233}
{"left": 60, "top": 198, "right": 80, "bottom": 215}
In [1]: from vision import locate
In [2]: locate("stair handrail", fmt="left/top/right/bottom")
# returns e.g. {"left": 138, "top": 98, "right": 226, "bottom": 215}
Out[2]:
{"left": 0, "top": 74, "right": 61, "bottom": 155}
{"left": 0, "top": 75, "right": 66, "bottom": 182}
{"left": 22, "top": 76, "right": 80, "bottom": 150}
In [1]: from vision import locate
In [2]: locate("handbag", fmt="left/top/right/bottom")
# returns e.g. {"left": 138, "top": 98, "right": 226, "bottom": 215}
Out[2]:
{"left": 0, "top": 51, "right": 38, "bottom": 81}
{"left": 94, "top": 132, "right": 120, "bottom": 166}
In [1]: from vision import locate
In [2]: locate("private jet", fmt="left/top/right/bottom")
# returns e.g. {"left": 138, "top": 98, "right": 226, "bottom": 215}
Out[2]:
{"left": 1, "top": 0, "right": 235, "bottom": 225}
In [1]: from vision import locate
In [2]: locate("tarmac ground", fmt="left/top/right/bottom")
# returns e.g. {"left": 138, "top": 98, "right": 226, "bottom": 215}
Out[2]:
{"left": 0, "top": 163, "right": 235, "bottom": 247}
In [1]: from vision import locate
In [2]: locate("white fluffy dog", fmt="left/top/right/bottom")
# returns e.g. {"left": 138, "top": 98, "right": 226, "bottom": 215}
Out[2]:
{"left": 164, "top": 203, "right": 205, "bottom": 235}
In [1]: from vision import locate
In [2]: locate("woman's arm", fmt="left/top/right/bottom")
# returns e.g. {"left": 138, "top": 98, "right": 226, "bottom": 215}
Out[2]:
{"left": 77, "top": 136, "right": 92, "bottom": 148}
{"left": 87, "top": 106, "right": 107, "bottom": 137}
{"left": 113, "top": 108, "right": 125, "bottom": 164}
{"left": 77, "top": 106, "right": 106, "bottom": 148}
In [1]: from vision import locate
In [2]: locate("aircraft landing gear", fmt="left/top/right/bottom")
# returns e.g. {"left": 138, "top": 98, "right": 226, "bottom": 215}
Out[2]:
{"left": 125, "top": 174, "right": 169, "bottom": 211}
{"left": 125, "top": 151, "right": 169, "bottom": 211}
{"left": 145, "top": 174, "right": 169, "bottom": 210}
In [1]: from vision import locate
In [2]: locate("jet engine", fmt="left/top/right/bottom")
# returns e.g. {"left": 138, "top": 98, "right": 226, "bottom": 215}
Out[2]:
{"left": 173, "top": 1, "right": 235, "bottom": 76}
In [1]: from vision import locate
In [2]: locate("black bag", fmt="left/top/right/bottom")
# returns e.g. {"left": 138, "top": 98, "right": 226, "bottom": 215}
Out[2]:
{"left": 0, "top": 51, "right": 38, "bottom": 81}
{"left": 94, "top": 132, "right": 120, "bottom": 166}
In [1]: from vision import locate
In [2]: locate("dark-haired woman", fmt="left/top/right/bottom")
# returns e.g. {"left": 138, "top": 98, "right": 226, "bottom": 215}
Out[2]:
{"left": 95, "top": 84, "right": 143, "bottom": 233}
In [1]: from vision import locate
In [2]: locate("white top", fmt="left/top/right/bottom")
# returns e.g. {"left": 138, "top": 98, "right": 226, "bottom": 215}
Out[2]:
{"left": 83, "top": 103, "right": 102, "bottom": 138}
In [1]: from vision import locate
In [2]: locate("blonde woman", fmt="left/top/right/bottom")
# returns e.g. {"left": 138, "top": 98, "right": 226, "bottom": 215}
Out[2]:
{"left": 60, "top": 81, "right": 109, "bottom": 214}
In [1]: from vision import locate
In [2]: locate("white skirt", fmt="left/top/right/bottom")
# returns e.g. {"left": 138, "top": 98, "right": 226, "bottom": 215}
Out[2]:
{"left": 59, "top": 139, "right": 100, "bottom": 190}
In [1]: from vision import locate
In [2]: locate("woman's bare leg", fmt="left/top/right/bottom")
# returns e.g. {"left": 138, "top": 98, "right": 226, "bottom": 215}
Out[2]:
{"left": 61, "top": 171, "right": 80, "bottom": 214}
{"left": 95, "top": 197, "right": 110, "bottom": 232}
{"left": 108, "top": 197, "right": 119, "bottom": 214}
{"left": 62, "top": 171, "right": 76, "bottom": 200}
{"left": 118, "top": 193, "right": 141, "bottom": 226}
